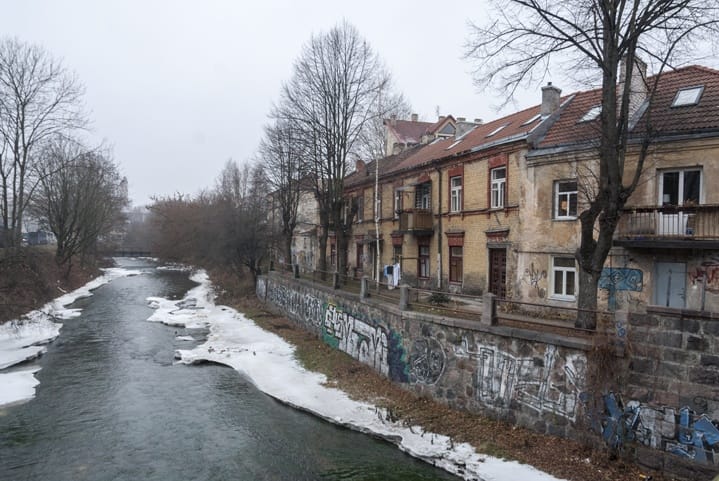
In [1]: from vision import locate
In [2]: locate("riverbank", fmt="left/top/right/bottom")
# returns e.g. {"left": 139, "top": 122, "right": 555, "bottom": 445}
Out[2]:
{"left": 206, "top": 269, "right": 666, "bottom": 481}
{"left": 0, "top": 247, "right": 102, "bottom": 325}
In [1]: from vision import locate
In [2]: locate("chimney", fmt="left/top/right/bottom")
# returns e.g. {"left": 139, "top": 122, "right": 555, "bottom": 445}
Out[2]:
{"left": 438, "top": 115, "right": 446, "bottom": 122}
{"left": 474, "top": 118, "right": 483, "bottom": 124}
{"left": 355, "top": 158, "right": 366, "bottom": 174}
{"left": 390, "top": 114, "right": 397, "bottom": 126}
{"left": 457, "top": 117, "right": 466, "bottom": 122}
{"left": 619, "top": 56, "right": 648, "bottom": 120}
{"left": 541, "top": 82, "right": 561, "bottom": 116}
{"left": 410, "top": 113, "right": 418, "bottom": 122}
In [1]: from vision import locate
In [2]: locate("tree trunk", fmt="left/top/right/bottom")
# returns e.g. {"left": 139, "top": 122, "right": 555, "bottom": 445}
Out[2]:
{"left": 283, "top": 235, "right": 293, "bottom": 271}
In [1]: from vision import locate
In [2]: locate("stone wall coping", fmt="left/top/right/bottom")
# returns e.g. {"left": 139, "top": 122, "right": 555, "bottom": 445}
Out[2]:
{"left": 264, "top": 273, "right": 592, "bottom": 352}
{"left": 646, "top": 305, "right": 719, "bottom": 321}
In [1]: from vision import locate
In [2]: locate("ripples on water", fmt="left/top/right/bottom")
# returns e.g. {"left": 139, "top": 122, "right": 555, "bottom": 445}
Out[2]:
{"left": 0, "top": 259, "right": 458, "bottom": 481}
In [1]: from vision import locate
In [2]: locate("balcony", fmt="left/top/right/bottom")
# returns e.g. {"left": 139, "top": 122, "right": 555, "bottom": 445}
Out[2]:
{"left": 399, "top": 209, "right": 434, "bottom": 234}
{"left": 615, "top": 204, "right": 719, "bottom": 249}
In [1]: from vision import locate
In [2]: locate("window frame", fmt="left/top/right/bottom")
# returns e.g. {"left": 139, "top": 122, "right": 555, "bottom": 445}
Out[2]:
{"left": 490, "top": 166, "right": 506, "bottom": 209}
{"left": 415, "top": 182, "right": 431, "bottom": 210}
{"left": 418, "top": 240, "right": 430, "bottom": 279}
{"left": 356, "top": 195, "right": 364, "bottom": 222}
{"left": 554, "top": 180, "right": 578, "bottom": 219}
{"left": 551, "top": 256, "right": 577, "bottom": 301}
{"left": 658, "top": 168, "right": 702, "bottom": 206}
{"left": 394, "top": 189, "right": 402, "bottom": 219}
{"left": 450, "top": 175, "right": 462, "bottom": 213}
{"left": 449, "top": 246, "right": 463, "bottom": 283}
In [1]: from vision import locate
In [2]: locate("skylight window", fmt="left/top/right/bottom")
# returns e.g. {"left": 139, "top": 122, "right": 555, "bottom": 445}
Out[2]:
{"left": 672, "top": 86, "right": 704, "bottom": 107}
{"left": 578, "top": 105, "right": 601, "bottom": 123}
{"left": 486, "top": 122, "right": 510, "bottom": 138}
{"left": 521, "top": 113, "right": 542, "bottom": 126}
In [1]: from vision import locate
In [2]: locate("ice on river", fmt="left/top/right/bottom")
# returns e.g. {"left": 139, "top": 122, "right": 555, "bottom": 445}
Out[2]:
{"left": 0, "top": 267, "right": 139, "bottom": 408}
{"left": 154, "top": 270, "right": 567, "bottom": 481}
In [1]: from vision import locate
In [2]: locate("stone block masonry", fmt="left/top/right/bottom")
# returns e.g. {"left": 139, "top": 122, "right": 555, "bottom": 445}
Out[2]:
{"left": 257, "top": 273, "right": 719, "bottom": 480}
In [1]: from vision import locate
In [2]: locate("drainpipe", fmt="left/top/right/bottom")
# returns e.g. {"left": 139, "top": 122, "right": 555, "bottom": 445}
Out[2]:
{"left": 435, "top": 165, "right": 443, "bottom": 289}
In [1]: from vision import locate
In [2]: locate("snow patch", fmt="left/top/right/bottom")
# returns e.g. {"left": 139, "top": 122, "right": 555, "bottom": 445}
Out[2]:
{"left": 0, "top": 267, "right": 139, "bottom": 408}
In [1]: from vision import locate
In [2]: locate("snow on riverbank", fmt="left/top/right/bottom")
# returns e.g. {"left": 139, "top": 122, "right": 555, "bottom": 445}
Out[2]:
{"left": 156, "top": 270, "right": 566, "bottom": 481}
{"left": 0, "top": 267, "right": 139, "bottom": 408}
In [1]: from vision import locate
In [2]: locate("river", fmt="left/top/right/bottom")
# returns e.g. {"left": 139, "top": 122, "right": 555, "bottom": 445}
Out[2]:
{"left": 0, "top": 259, "right": 458, "bottom": 481}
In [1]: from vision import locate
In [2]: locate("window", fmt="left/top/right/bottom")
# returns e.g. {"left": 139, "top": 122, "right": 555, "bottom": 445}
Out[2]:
{"left": 450, "top": 176, "right": 462, "bottom": 212}
{"left": 521, "top": 113, "right": 542, "bottom": 126}
{"left": 659, "top": 169, "right": 701, "bottom": 205}
{"left": 415, "top": 182, "right": 431, "bottom": 210}
{"left": 554, "top": 180, "right": 578, "bottom": 219}
{"left": 579, "top": 105, "right": 601, "bottom": 123}
{"left": 374, "top": 186, "right": 382, "bottom": 219}
{"left": 330, "top": 243, "right": 337, "bottom": 267}
{"left": 418, "top": 245, "right": 430, "bottom": 278}
{"left": 672, "top": 86, "right": 703, "bottom": 107}
{"left": 356, "top": 243, "right": 364, "bottom": 269}
{"left": 394, "top": 189, "right": 402, "bottom": 219}
{"left": 490, "top": 167, "right": 506, "bottom": 209}
{"left": 552, "top": 257, "right": 576, "bottom": 300}
{"left": 356, "top": 196, "right": 364, "bottom": 222}
{"left": 449, "top": 246, "right": 463, "bottom": 283}
{"left": 393, "top": 245, "right": 402, "bottom": 263}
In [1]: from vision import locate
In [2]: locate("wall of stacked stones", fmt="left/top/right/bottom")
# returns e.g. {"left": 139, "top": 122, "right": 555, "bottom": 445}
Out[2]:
{"left": 256, "top": 274, "right": 719, "bottom": 479}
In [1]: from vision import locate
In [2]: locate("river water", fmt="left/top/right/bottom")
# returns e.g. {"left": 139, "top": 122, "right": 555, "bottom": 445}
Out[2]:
{"left": 0, "top": 259, "right": 458, "bottom": 481}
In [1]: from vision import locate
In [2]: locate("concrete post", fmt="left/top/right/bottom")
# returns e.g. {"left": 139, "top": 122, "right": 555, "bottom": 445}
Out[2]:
{"left": 481, "top": 292, "right": 496, "bottom": 325}
{"left": 360, "top": 276, "right": 369, "bottom": 299}
{"left": 293, "top": 264, "right": 300, "bottom": 279}
{"left": 399, "top": 284, "right": 409, "bottom": 311}
{"left": 333, "top": 272, "right": 340, "bottom": 289}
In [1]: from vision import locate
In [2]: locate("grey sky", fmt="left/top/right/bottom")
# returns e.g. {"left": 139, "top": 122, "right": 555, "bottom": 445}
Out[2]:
{"left": 2, "top": 1, "right": 565, "bottom": 205}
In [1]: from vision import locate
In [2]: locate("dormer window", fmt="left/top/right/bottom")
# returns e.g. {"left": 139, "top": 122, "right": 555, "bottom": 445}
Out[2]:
{"left": 486, "top": 122, "right": 510, "bottom": 138}
{"left": 578, "top": 105, "right": 601, "bottom": 123}
{"left": 672, "top": 86, "right": 704, "bottom": 107}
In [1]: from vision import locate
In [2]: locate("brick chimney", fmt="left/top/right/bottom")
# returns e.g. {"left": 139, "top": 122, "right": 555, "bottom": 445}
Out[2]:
{"left": 474, "top": 118, "right": 483, "bottom": 125}
{"left": 541, "top": 82, "right": 561, "bottom": 116}
{"left": 619, "top": 56, "right": 648, "bottom": 120}
{"left": 355, "top": 158, "right": 366, "bottom": 174}
{"left": 411, "top": 113, "right": 418, "bottom": 122}
{"left": 390, "top": 114, "right": 397, "bottom": 126}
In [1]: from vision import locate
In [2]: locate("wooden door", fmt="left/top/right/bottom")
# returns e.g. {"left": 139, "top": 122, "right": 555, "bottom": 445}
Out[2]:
{"left": 489, "top": 249, "right": 507, "bottom": 298}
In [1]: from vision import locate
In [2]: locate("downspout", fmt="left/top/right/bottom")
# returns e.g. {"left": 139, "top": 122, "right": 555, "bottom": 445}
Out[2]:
{"left": 375, "top": 158, "right": 381, "bottom": 292}
{"left": 435, "top": 165, "right": 443, "bottom": 289}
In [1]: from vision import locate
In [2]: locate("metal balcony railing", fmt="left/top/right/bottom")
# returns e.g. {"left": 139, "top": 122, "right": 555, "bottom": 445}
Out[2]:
{"left": 399, "top": 209, "right": 433, "bottom": 232}
{"left": 617, "top": 204, "right": 719, "bottom": 239}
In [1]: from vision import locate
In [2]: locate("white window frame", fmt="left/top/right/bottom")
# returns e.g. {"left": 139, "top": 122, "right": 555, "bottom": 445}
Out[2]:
{"left": 450, "top": 176, "right": 462, "bottom": 213}
{"left": 551, "top": 257, "right": 577, "bottom": 301}
{"left": 415, "top": 183, "right": 431, "bottom": 210}
{"left": 554, "top": 180, "right": 578, "bottom": 219}
{"left": 490, "top": 167, "right": 506, "bottom": 209}
{"left": 672, "top": 86, "right": 703, "bottom": 107}
{"left": 658, "top": 168, "right": 702, "bottom": 206}
{"left": 394, "top": 189, "right": 402, "bottom": 219}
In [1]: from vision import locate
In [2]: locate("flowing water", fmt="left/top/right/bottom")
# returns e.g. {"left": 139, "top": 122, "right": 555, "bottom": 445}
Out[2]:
{"left": 0, "top": 259, "right": 458, "bottom": 481}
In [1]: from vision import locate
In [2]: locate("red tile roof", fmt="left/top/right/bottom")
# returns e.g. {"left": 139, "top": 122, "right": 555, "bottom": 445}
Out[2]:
{"left": 385, "top": 119, "right": 434, "bottom": 145}
{"left": 538, "top": 65, "right": 719, "bottom": 148}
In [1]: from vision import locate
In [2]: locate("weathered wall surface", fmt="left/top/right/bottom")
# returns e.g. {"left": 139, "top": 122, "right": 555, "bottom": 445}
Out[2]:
{"left": 258, "top": 273, "right": 589, "bottom": 439}
{"left": 257, "top": 274, "right": 719, "bottom": 479}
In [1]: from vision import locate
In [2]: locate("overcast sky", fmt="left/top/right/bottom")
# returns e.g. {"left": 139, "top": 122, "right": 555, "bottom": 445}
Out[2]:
{"left": 0, "top": 1, "right": 585, "bottom": 205}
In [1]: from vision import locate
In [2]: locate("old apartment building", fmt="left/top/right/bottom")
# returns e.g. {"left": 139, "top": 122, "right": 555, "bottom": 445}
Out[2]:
{"left": 337, "top": 64, "right": 719, "bottom": 314}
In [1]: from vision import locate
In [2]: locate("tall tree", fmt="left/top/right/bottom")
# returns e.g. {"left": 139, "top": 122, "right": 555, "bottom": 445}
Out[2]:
{"left": 466, "top": 0, "right": 719, "bottom": 328}
{"left": 0, "top": 38, "right": 86, "bottom": 247}
{"left": 30, "top": 139, "right": 128, "bottom": 276}
{"left": 275, "top": 21, "right": 393, "bottom": 279}
{"left": 259, "top": 120, "right": 304, "bottom": 267}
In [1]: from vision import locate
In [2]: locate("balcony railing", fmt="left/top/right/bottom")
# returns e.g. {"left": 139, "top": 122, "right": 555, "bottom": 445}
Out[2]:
{"left": 617, "top": 204, "right": 719, "bottom": 240}
{"left": 399, "top": 209, "right": 433, "bottom": 232}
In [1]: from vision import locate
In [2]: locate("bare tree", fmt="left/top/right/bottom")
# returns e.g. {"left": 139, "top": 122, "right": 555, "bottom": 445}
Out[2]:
{"left": 275, "top": 21, "right": 393, "bottom": 279}
{"left": 30, "top": 139, "right": 128, "bottom": 276}
{"left": 259, "top": 120, "right": 304, "bottom": 267}
{"left": 466, "top": 0, "right": 719, "bottom": 328}
{"left": 0, "top": 38, "right": 86, "bottom": 247}
{"left": 355, "top": 90, "right": 412, "bottom": 162}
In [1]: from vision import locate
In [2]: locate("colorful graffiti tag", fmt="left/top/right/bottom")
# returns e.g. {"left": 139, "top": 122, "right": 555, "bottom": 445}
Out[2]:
{"left": 455, "top": 338, "right": 586, "bottom": 421}
{"left": 600, "top": 393, "right": 719, "bottom": 464}
{"left": 599, "top": 267, "right": 643, "bottom": 311}
{"left": 409, "top": 338, "right": 445, "bottom": 385}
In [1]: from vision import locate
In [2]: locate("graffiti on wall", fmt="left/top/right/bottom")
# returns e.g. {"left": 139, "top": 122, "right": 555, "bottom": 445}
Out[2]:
{"left": 266, "top": 282, "right": 324, "bottom": 327}
{"left": 523, "top": 262, "right": 547, "bottom": 299}
{"left": 600, "top": 393, "right": 719, "bottom": 465}
{"left": 409, "top": 338, "right": 446, "bottom": 385}
{"left": 455, "top": 338, "right": 586, "bottom": 421}
{"left": 598, "top": 268, "right": 643, "bottom": 311}
{"left": 688, "top": 256, "right": 719, "bottom": 293}
{"left": 323, "top": 303, "right": 391, "bottom": 377}
{"left": 257, "top": 277, "right": 267, "bottom": 300}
